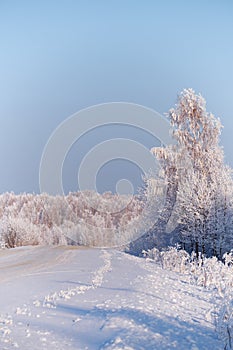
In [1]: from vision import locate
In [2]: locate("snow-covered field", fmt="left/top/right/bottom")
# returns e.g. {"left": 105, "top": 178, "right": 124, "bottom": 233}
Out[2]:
{"left": 0, "top": 246, "right": 223, "bottom": 349}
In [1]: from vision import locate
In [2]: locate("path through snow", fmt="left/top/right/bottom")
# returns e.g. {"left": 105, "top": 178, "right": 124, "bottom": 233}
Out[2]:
{"left": 0, "top": 246, "right": 223, "bottom": 349}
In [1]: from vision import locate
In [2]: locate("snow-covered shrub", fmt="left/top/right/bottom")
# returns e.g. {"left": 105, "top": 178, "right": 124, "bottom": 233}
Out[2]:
{"left": 0, "top": 216, "right": 67, "bottom": 248}
{"left": 160, "top": 246, "right": 190, "bottom": 273}
{"left": 142, "top": 247, "right": 160, "bottom": 261}
{"left": 143, "top": 246, "right": 190, "bottom": 273}
{"left": 0, "top": 217, "right": 40, "bottom": 248}
{"left": 216, "top": 252, "right": 233, "bottom": 349}
{"left": 217, "top": 293, "right": 233, "bottom": 349}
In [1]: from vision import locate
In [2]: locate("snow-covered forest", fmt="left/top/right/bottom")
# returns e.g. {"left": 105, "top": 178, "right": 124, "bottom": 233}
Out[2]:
{"left": 0, "top": 191, "right": 143, "bottom": 248}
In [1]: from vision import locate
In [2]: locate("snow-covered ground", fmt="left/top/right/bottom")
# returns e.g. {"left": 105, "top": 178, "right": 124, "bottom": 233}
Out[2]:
{"left": 0, "top": 246, "right": 223, "bottom": 349}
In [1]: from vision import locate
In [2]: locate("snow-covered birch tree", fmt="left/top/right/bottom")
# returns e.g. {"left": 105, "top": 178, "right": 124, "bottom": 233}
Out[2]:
{"left": 144, "top": 88, "right": 233, "bottom": 257}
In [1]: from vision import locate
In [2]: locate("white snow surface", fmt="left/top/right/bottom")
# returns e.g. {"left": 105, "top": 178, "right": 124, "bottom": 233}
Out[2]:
{"left": 0, "top": 246, "right": 223, "bottom": 349}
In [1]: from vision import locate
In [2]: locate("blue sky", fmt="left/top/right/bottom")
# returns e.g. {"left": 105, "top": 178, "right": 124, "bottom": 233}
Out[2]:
{"left": 0, "top": 1, "right": 232, "bottom": 194}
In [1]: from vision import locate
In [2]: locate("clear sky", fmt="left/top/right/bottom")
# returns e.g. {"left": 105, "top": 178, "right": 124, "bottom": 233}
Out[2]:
{"left": 0, "top": 0, "right": 232, "bottom": 194}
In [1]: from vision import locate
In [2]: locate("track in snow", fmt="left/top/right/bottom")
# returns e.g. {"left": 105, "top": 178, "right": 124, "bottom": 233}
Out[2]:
{"left": 0, "top": 246, "right": 223, "bottom": 349}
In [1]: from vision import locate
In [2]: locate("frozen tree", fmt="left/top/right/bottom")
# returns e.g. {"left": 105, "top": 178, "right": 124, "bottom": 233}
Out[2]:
{"left": 132, "top": 88, "right": 233, "bottom": 257}
{"left": 170, "top": 89, "right": 233, "bottom": 257}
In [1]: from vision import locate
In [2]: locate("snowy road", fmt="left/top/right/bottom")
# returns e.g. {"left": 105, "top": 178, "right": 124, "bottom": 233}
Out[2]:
{"left": 0, "top": 246, "right": 223, "bottom": 349}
